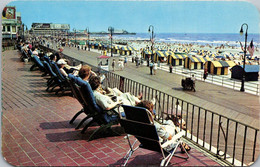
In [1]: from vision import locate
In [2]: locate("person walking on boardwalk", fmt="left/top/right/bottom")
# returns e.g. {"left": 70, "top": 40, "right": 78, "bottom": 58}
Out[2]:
{"left": 153, "top": 63, "right": 157, "bottom": 75}
{"left": 112, "top": 59, "right": 115, "bottom": 71}
{"left": 149, "top": 61, "right": 154, "bottom": 75}
{"left": 203, "top": 68, "right": 208, "bottom": 81}
{"left": 124, "top": 57, "right": 127, "bottom": 66}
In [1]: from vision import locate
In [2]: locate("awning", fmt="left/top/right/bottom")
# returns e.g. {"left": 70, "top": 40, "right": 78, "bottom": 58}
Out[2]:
{"left": 121, "top": 46, "right": 137, "bottom": 51}
{"left": 114, "top": 45, "right": 121, "bottom": 50}
{"left": 143, "top": 50, "right": 153, "bottom": 54}
{"left": 188, "top": 56, "right": 210, "bottom": 63}
{"left": 156, "top": 51, "right": 167, "bottom": 57}
{"left": 211, "top": 61, "right": 236, "bottom": 67}
{"left": 165, "top": 51, "right": 174, "bottom": 55}
{"left": 97, "top": 55, "right": 110, "bottom": 59}
{"left": 169, "top": 53, "right": 187, "bottom": 59}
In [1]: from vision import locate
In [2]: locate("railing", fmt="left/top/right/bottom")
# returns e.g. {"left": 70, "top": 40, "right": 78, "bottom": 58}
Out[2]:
{"left": 39, "top": 45, "right": 259, "bottom": 166}
{"left": 170, "top": 66, "right": 259, "bottom": 96}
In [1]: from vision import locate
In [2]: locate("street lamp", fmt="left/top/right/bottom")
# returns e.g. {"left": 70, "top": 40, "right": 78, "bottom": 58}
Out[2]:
{"left": 73, "top": 28, "right": 77, "bottom": 46}
{"left": 108, "top": 26, "right": 114, "bottom": 57}
{"left": 148, "top": 25, "right": 155, "bottom": 66}
{"left": 22, "top": 23, "right": 24, "bottom": 40}
{"left": 239, "top": 23, "right": 248, "bottom": 92}
{"left": 25, "top": 25, "right": 28, "bottom": 38}
{"left": 86, "top": 27, "right": 90, "bottom": 51}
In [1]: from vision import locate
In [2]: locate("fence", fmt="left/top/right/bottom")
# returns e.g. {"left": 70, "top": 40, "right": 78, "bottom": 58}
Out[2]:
{"left": 39, "top": 45, "right": 259, "bottom": 166}
{"left": 170, "top": 66, "right": 259, "bottom": 95}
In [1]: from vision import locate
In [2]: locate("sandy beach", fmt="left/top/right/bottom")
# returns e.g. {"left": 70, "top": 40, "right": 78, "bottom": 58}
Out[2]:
{"left": 66, "top": 36, "right": 260, "bottom": 65}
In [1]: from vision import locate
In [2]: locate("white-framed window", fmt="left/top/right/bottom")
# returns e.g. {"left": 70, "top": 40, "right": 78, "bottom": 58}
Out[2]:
{"left": 12, "top": 26, "right": 16, "bottom": 32}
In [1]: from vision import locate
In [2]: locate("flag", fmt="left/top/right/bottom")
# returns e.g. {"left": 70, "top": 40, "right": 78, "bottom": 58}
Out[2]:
{"left": 239, "top": 41, "right": 244, "bottom": 51}
{"left": 247, "top": 39, "right": 254, "bottom": 57}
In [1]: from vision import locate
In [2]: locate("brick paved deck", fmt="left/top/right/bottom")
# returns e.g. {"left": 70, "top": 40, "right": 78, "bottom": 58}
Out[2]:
{"left": 1, "top": 50, "right": 222, "bottom": 166}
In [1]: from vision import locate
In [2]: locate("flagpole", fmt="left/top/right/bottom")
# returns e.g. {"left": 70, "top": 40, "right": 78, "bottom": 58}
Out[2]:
{"left": 239, "top": 23, "right": 248, "bottom": 92}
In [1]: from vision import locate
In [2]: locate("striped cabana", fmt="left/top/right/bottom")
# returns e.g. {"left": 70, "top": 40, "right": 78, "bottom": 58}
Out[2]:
{"left": 205, "top": 60, "right": 236, "bottom": 75}
{"left": 184, "top": 56, "right": 211, "bottom": 70}
{"left": 167, "top": 52, "right": 187, "bottom": 66}
{"left": 154, "top": 51, "right": 168, "bottom": 62}
{"left": 141, "top": 49, "right": 154, "bottom": 60}
{"left": 120, "top": 46, "right": 136, "bottom": 55}
{"left": 106, "top": 45, "right": 112, "bottom": 53}
{"left": 101, "top": 44, "right": 108, "bottom": 50}
{"left": 113, "top": 45, "right": 121, "bottom": 54}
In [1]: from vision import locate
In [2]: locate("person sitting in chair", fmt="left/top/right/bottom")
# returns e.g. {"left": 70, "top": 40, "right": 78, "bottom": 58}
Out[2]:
{"left": 57, "top": 59, "right": 82, "bottom": 77}
{"left": 89, "top": 76, "right": 142, "bottom": 111}
{"left": 78, "top": 65, "right": 97, "bottom": 82}
{"left": 136, "top": 100, "right": 191, "bottom": 152}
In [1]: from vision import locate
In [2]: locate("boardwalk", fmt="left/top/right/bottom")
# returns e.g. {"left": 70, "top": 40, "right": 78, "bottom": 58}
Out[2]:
{"left": 1, "top": 50, "right": 223, "bottom": 166}
{"left": 60, "top": 45, "right": 260, "bottom": 129}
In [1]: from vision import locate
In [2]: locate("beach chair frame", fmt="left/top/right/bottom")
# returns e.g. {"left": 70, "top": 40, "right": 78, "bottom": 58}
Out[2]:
{"left": 120, "top": 105, "right": 189, "bottom": 166}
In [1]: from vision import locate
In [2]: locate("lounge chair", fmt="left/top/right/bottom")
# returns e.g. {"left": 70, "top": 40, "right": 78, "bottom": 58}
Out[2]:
{"left": 74, "top": 77, "right": 120, "bottom": 141}
{"left": 30, "top": 55, "right": 45, "bottom": 71}
{"left": 67, "top": 74, "right": 91, "bottom": 127}
{"left": 119, "top": 105, "right": 189, "bottom": 166}
{"left": 50, "top": 61, "right": 71, "bottom": 95}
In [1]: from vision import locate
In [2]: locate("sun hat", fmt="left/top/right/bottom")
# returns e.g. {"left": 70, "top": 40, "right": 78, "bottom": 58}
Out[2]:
{"left": 57, "top": 59, "right": 67, "bottom": 65}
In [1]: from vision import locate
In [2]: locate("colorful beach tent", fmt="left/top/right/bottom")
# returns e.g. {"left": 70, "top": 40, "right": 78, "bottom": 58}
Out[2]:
{"left": 167, "top": 52, "right": 187, "bottom": 66}
{"left": 120, "top": 46, "right": 137, "bottom": 55}
{"left": 184, "top": 56, "right": 211, "bottom": 70}
{"left": 141, "top": 49, "right": 154, "bottom": 60}
{"left": 205, "top": 60, "right": 236, "bottom": 75}
{"left": 111, "top": 45, "right": 121, "bottom": 54}
{"left": 231, "top": 65, "right": 259, "bottom": 81}
{"left": 154, "top": 51, "right": 168, "bottom": 62}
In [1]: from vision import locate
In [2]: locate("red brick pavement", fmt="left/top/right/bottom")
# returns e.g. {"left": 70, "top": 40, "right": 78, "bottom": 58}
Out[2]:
{"left": 1, "top": 50, "right": 222, "bottom": 166}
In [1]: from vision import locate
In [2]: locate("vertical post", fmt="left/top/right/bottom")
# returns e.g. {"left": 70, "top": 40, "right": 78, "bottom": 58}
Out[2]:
{"left": 148, "top": 25, "right": 155, "bottom": 66}
{"left": 108, "top": 26, "right": 114, "bottom": 57}
{"left": 240, "top": 23, "right": 248, "bottom": 92}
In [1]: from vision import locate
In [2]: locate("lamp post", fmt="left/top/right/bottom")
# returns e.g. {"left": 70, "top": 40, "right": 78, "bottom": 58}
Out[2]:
{"left": 148, "top": 25, "right": 155, "bottom": 66}
{"left": 239, "top": 23, "right": 248, "bottom": 92}
{"left": 73, "top": 28, "right": 77, "bottom": 46}
{"left": 22, "top": 23, "right": 24, "bottom": 40}
{"left": 86, "top": 27, "right": 90, "bottom": 51}
{"left": 108, "top": 26, "right": 114, "bottom": 57}
{"left": 25, "top": 25, "right": 28, "bottom": 39}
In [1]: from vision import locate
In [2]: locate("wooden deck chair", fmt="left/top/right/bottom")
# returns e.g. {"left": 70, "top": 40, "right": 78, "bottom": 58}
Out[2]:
{"left": 67, "top": 74, "right": 92, "bottom": 128}
{"left": 30, "top": 55, "right": 45, "bottom": 72}
{"left": 120, "top": 105, "right": 189, "bottom": 166}
{"left": 73, "top": 77, "right": 120, "bottom": 141}
{"left": 50, "top": 61, "right": 71, "bottom": 95}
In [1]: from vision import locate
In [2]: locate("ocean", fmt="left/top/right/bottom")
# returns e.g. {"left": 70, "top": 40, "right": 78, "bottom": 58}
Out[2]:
{"left": 112, "top": 33, "right": 260, "bottom": 47}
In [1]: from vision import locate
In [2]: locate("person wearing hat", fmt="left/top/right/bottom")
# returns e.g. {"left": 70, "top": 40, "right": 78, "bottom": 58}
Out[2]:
{"left": 57, "top": 59, "right": 81, "bottom": 77}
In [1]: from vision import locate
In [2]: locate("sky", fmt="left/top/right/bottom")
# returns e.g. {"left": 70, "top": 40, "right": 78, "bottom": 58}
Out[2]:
{"left": 4, "top": 0, "right": 260, "bottom": 34}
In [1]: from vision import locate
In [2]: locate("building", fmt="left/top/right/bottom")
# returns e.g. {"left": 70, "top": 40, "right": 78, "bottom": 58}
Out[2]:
{"left": 231, "top": 65, "right": 259, "bottom": 81}
{"left": 2, "top": 6, "right": 21, "bottom": 40}
{"left": 30, "top": 23, "right": 70, "bottom": 37}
